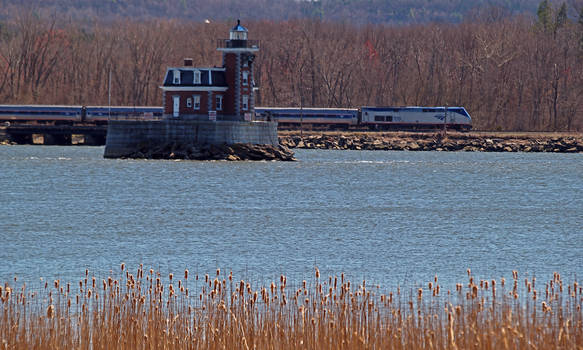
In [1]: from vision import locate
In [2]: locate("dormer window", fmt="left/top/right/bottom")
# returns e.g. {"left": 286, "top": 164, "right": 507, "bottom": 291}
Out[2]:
{"left": 193, "top": 70, "right": 201, "bottom": 84}
{"left": 173, "top": 70, "right": 180, "bottom": 84}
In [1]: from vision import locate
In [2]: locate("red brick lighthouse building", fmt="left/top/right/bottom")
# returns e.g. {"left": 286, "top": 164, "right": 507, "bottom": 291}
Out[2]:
{"left": 160, "top": 20, "right": 259, "bottom": 121}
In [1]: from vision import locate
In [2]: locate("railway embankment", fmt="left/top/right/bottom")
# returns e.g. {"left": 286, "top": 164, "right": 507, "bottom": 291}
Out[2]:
{"left": 279, "top": 132, "right": 583, "bottom": 153}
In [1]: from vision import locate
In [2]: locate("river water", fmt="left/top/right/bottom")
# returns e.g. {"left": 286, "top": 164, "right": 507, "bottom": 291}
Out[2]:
{"left": 1, "top": 146, "right": 581, "bottom": 290}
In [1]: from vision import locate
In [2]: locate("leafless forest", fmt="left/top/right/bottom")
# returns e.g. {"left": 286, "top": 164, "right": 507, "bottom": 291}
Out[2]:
{"left": 0, "top": 6, "right": 582, "bottom": 130}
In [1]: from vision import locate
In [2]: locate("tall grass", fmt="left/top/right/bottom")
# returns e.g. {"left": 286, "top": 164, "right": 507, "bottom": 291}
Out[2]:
{"left": 1, "top": 265, "right": 582, "bottom": 349}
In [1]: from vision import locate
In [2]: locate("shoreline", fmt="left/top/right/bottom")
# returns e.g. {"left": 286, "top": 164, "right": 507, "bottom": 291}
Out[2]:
{"left": 2, "top": 130, "right": 583, "bottom": 153}
{"left": 279, "top": 131, "right": 583, "bottom": 153}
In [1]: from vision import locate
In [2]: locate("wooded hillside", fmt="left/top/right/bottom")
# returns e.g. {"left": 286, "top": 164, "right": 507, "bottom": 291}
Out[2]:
{"left": 0, "top": 0, "right": 568, "bottom": 24}
{"left": 0, "top": 3, "right": 582, "bottom": 131}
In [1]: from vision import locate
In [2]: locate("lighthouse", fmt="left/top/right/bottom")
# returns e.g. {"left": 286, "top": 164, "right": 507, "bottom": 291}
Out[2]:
{"left": 105, "top": 20, "right": 280, "bottom": 160}
{"left": 159, "top": 20, "right": 259, "bottom": 121}
{"left": 217, "top": 20, "right": 259, "bottom": 120}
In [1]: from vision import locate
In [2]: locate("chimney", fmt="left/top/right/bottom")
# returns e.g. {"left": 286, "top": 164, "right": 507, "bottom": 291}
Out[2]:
{"left": 184, "top": 58, "right": 193, "bottom": 67}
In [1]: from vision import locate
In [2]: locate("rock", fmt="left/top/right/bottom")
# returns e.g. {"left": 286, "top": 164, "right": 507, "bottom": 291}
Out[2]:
{"left": 408, "top": 142, "right": 421, "bottom": 151}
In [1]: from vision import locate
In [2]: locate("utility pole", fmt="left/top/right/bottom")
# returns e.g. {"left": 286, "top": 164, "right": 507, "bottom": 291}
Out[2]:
{"left": 443, "top": 104, "right": 448, "bottom": 135}
{"left": 108, "top": 69, "right": 112, "bottom": 119}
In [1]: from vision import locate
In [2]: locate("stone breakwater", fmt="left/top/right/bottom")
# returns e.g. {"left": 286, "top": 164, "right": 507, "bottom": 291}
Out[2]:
{"left": 108, "top": 142, "right": 296, "bottom": 161}
{"left": 279, "top": 133, "right": 583, "bottom": 153}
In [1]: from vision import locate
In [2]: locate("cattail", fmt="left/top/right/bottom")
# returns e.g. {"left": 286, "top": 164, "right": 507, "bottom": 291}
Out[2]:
{"left": 121, "top": 263, "right": 125, "bottom": 271}
{"left": 216, "top": 268, "right": 220, "bottom": 276}
{"left": 418, "top": 288, "right": 423, "bottom": 299}
{"left": 169, "top": 273, "right": 173, "bottom": 281}
{"left": 47, "top": 304, "right": 54, "bottom": 319}
{"left": 315, "top": 267, "right": 320, "bottom": 279}
{"left": 184, "top": 269, "right": 188, "bottom": 280}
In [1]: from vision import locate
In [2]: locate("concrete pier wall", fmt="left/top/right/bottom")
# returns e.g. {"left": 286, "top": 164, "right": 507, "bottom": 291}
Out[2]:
{"left": 104, "top": 119, "right": 279, "bottom": 158}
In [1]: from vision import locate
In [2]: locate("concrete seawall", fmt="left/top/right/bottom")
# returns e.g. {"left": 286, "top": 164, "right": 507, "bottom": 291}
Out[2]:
{"left": 104, "top": 119, "right": 279, "bottom": 158}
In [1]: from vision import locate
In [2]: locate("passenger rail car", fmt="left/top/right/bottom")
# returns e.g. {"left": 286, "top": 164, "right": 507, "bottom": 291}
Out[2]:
{"left": 255, "top": 107, "right": 359, "bottom": 128}
{"left": 0, "top": 105, "right": 164, "bottom": 124}
{"left": 0, "top": 105, "right": 83, "bottom": 123}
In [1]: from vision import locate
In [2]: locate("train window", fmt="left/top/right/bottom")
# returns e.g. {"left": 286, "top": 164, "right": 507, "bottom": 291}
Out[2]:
{"left": 386, "top": 116, "right": 393, "bottom": 122}
{"left": 374, "top": 115, "right": 385, "bottom": 122}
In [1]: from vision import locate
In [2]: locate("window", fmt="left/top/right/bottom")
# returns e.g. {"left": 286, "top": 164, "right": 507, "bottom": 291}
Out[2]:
{"left": 386, "top": 115, "right": 393, "bottom": 122}
{"left": 186, "top": 97, "right": 192, "bottom": 108}
{"left": 242, "top": 71, "right": 249, "bottom": 85}
{"left": 173, "top": 70, "right": 180, "bottom": 84}
{"left": 216, "top": 95, "right": 223, "bottom": 111}
{"left": 374, "top": 115, "right": 385, "bottom": 122}
{"left": 242, "top": 95, "right": 248, "bottom": 111}
{"left": 193, "top": 95, "right": 200, "bottom": 110}
{"left": 193, "top": 70, "right": 201, "bottom": 84}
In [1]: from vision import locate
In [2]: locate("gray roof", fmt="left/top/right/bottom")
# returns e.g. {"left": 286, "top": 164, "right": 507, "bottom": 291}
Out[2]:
{"left": 162, "top": 68, "right": 227, "bottom": 87}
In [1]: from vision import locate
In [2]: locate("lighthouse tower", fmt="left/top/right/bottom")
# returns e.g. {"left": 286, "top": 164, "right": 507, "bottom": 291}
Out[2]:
{"left": 217, "top": 20, "right": 259, "bottom": 120}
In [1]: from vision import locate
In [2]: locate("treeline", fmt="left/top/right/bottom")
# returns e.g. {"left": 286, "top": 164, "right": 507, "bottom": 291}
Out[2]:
{"left": 0, "top": 0, "right": 558, "bottom": 24}
{"left": 0, "top": 6, "right": 582, "bottom": 130}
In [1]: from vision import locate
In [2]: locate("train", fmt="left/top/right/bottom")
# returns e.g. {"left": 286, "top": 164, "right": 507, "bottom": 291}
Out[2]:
{"left": 0, "top": 105, "right": 163, "bottom": 125}
{"left": 0, "top": 105, "right": 472, "bottom": 130}
{"left": 254, "top": 106, "right": 472, "bottom": 130}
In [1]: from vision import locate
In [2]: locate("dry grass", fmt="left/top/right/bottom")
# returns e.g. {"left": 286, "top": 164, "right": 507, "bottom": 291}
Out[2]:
{"left": 1, "top": 266, "right": 582, "bottom": 349}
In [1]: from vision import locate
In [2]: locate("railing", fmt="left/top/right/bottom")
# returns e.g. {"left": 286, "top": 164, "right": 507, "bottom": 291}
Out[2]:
{"left": 107, "top": 114, "right": 164, "bottom": 121}
{"left": 216, "top": 39, "right": 260, "bottom": 49}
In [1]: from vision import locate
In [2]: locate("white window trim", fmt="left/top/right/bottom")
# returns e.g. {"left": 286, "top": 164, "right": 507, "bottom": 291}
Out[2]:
{"left": 242, "top": 95, "right": 249, "bottom": 111}
{"left": 216, "top": 95, "right": 223, "bottom": 111}
{"left": 193, "top": 95, "right": 201, "bottom": 110}
{"left": 193, "top": 70, "right": 201, "bottom": 84}
{"left": 173, "top": 70, "right": 180, "bottom": 84}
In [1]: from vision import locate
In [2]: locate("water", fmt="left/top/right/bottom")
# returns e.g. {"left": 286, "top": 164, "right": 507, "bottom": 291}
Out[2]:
{"left": 1, "top": 146, "right": 582, "bottom": 290}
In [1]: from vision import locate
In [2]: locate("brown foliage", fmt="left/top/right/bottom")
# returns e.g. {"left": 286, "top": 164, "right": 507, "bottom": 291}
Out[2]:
{"left": 1, "top": 267, "right": 582, "bottom": 349}
{"left": 0, "top": 13, "right": 581, "bottom": 131}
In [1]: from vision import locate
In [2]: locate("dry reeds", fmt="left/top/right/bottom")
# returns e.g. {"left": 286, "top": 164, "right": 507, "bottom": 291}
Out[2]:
{"left": 1, "top": 266, "right": 582, "bottom": 349}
